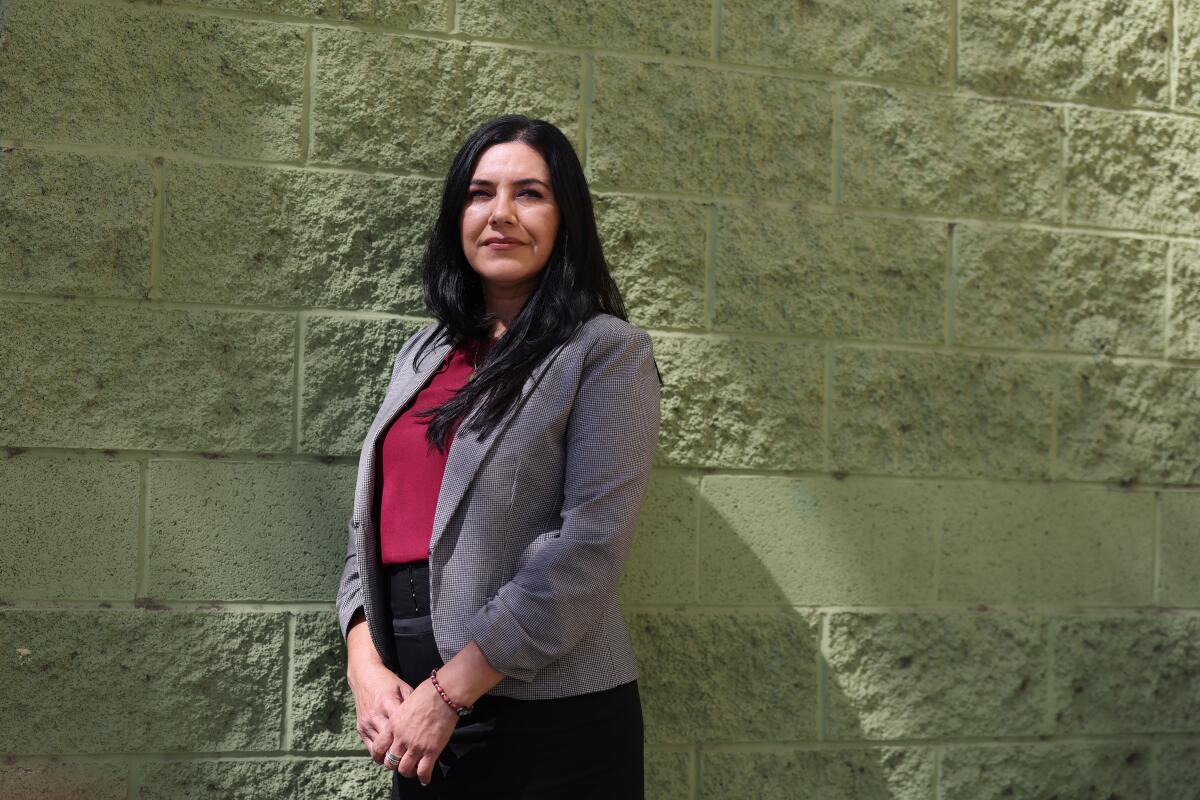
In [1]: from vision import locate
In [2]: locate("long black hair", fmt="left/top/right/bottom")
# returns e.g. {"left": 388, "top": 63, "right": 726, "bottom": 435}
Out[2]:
{"left": 408, "top": 114, "right": 640, "bottom": 454}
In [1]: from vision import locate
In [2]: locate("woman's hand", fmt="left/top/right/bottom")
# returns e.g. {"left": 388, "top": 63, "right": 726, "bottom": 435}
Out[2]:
{"left": 348, "top": 660, "right": 414, "bottom": 763}
{"left": 345, "top": 610, "right": 414, "bottom": 764}
{"left": 383, "top": 677, "right": 460, "bottom": 785}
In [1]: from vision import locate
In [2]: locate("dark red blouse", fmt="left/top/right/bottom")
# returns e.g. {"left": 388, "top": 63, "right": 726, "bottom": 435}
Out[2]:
{"left": 377, "top": 335, "right": 493, "bottom": 564}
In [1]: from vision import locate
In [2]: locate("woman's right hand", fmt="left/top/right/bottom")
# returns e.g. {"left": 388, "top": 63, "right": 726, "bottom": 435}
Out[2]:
{"left": 346, "top": 610, "right": 414, "bottom": 763}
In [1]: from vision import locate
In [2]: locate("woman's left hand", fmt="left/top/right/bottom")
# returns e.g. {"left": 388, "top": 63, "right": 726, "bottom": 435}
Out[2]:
{"left": 380, "top": 677, "right": 460, "bottom": 785}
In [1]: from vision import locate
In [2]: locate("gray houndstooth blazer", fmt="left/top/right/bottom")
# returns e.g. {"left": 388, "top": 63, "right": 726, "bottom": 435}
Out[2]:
{"left": 335, "top": 312, "right": 661, "bottom": 700}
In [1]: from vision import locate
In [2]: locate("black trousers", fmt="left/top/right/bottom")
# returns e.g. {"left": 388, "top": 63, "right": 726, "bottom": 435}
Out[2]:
{"left": 385, "top": 560, "right": 645, "bottom": 800}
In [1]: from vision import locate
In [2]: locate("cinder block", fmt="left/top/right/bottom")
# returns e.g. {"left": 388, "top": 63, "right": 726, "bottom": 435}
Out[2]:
{"left": 0, "top": 0, "right": 305, "bottom": 159}
{"left": 713, "top": 204, "right": 945, "bottom": 341}
{"left": 1168, "top": 243, "right": 1200, "bottom": 359}
{"left": 589, "top": 55, "right": 831, "bottom": 198}
{"left": 139, "top": 758, "right": 384, "bottom": 799}
{"left": 619, "top": 470, "right": 699, "bottom": 606}
{"left": 628, "top": 610, "right": 820, "bottom": 744}
{"left": 0, "top": 148, "right": 151, "bottom": 298}
{"left": 938, "top": 482, "right": 1155, "bottom": 605}
{"left": 163, "top": 0, "right": 447, "bottom": 28}
{"left": 1055, "top": 360, "right": 1200, "bottom": 484}
{"left": 593, "top": 194, "right": 708, "bottom": 331}
{"left": 1159, "top": 492, "right": 1200, "bottom": 607}
{"left": 825, "top": 611, "right": 1049, "bottom": 739}
{"left": 939, "top": 744, "right": 1151, "bottom": 799}
{"left": 1181, "top": 2, "right": 1200, "bottom": 109}
{"left": 830, "top": 348, "right": 1054, "bottom": 479}
{"left": 0, "top": 610, "right": 285, "bottom": 752}
{"left": 955, "top": 223, "right": 1167, "bottom": 356}
{"left": 1158, "top": 742, "right": 1200, "bottom": 797}
{"left": 699, "top": 475, "right": 938, "bottom": 605}
{"left": 651, "top": 334, "right": 825, "bottom": 471}
{"left": 0, "top": 762, "right": 126, "bottom": 800}
{"left": 458, "top": 0, "right": 710, "bottom": 56}
{"left": 291, "top": 610, "right": 360, "bottom": 751}
{"left": 1052, "top": 614, "right": 1200, "bottom": 733}
{"left": 161, "top": 161, "right": 437, "bottom": 312}
{"left": 0, "top": 302, "right": 294, "bottom": 452}
{"left": 311, "top": 29, "right": 580, "bottom": 170}
{"left": 645, "top": 749, "right": 692, "bottom": 800}
{"left": 147, "top": 460, "right": 356, "bottom": 602}
{"left": 301, "top": 315, "right": 426, "bottom": 457}
{"left": 0, "top": 456, "right": 139, "bottom": 602}
{"left": 700, "top": 748, "right": 933, "bottom": 800}
{"left": 958, "top": 0, "right": 1170, "bottom": 107}
{"left": 840, "top": 85, "right": 1060, "bottom": 222}
{"left": 1065, "top": 108, "right": 1200, "bottom": 236}
{"left": 720, "top": 0, "right": 950, "bottom": 85}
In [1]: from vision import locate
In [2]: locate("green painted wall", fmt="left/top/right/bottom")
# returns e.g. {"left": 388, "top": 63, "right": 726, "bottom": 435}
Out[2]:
{"left": 1, "top": 0, "right": 1198, "bottom": 796}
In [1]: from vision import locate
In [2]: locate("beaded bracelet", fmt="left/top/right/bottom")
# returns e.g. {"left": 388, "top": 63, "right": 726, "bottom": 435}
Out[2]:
{"left": 429, "top": 668, "right": 474, "bottom": 717}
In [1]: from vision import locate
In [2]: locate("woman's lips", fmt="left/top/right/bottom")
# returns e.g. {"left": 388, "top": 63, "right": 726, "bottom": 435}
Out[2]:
{"left": 485, "top": 241, "right": 524, "bottom": 249}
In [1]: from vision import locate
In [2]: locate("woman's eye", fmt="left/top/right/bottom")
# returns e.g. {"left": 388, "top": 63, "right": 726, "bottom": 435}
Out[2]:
{"left": 468, "top": 189, "right": 544, "bottom": 199}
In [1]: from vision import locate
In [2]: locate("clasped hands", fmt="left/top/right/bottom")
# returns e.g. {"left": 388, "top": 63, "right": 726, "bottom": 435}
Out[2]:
{"left": 352, "top": 665, "right": 460, "bottom": 786}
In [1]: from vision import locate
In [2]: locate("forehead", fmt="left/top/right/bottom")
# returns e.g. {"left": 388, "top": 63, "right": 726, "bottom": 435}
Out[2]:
{"left": 471, "top": 141, "right": 550, "bottom": 179}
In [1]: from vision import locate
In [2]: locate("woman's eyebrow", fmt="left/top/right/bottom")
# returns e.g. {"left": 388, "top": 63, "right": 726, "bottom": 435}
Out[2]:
{"left": 469, "top": 177, "right": 551, "bottom": 189}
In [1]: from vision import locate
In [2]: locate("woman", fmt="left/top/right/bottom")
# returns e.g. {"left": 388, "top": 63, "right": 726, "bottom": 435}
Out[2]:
{"left": 335, "top": 114, "right": 663, "bottom": 799}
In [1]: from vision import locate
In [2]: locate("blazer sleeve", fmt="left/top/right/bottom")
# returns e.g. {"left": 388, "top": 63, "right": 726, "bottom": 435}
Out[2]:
{"left": 335, "top": 322, "right": 437, "bottom": 642}
{"left": 463, "top": 324, "right": 661, "bottom": 682}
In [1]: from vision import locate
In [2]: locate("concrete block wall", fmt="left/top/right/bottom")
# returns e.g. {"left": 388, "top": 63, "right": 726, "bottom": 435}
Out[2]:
{"left": 1, "top": 0, "right": 1198, "bottom": 796}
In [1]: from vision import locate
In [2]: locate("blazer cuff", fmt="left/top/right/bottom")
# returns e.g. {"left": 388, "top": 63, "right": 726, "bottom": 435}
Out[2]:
{"left": 463, "top": 595, "right": 544, "bottom": 683}
{"left": 337, "top": 592, "right": 364, "bottom": 642}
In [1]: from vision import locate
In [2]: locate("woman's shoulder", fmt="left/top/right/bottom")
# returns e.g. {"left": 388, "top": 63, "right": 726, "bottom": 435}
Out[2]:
{"left": 576, "top": 312, "right": 651, "bottom": 349}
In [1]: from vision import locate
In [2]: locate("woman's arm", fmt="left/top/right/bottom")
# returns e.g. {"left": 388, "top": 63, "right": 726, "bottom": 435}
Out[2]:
{"left": 345, "top": 609, "right": 415, "bottom": 763}
{"left": 461, "top": 323, "right": 661, "bottom": 682}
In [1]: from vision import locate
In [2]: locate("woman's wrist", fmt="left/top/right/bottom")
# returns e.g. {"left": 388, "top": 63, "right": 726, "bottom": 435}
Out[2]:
{"left": 429, "top": 640, "right": 505, "bottom": 707}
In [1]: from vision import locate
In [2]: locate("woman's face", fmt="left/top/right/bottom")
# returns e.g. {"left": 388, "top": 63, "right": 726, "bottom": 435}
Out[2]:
{"left": 460, "top": 141, "right": 561, "bottom": 305}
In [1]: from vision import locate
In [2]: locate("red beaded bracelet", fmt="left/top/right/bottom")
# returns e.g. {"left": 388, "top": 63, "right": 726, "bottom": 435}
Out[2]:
{"left": 429, "top": 668, "right": 474, "bottom": 717}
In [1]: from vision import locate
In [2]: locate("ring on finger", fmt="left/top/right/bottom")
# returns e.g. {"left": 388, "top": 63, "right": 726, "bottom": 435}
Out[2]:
{"left": 384, "top": 752, "right": 400, "bottom": 768}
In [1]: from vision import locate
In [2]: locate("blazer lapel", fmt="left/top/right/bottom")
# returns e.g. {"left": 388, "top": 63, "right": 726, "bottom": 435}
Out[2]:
{"left": 361, "top": 322, "right": 584, "bottom": 558}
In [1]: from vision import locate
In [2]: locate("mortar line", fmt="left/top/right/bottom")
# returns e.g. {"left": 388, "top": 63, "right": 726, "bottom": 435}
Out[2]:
{"left": 1170, "top": 0, "right": 1179, "bottom": 108}
{"left": 580, "top": 53, "right": 593, "bottom": 169}
{"left": 933, "top": 746, "right": 943, "bottom": 800}
{"left": 136, "top": 460, "right": 149, "bottom": 598}
{"left": 694, "top": 473, "right": 703, "bottom": 603}
{"left": 447, "top": 0, "right": 456, "bottom": 32}
{"left": 1150, "top": 741, "right": 1160, "bottom": 800}
{"left": 831, "top": 83, "right": 842, "bottom": 204}
{"left": 948, "top": 0, "right": 958, "bottom": 88}
{"left": 1164, "top": 240, "right": 1175, "bottom": 359}
{"left": 126, "top": 763, "right": 139, "bottom": 800}
{"left": 822, "top": 345, "right": 834, "bottom": 470}
{"left": 281, "top": 612, "right": 296, "bottom": 749}
{"left": 815, "top": 613, "right": 827, "bottom": 739}
{"left": 1044, "top": 618, "right": 1057, "bottom": 734}
{"left": 293, "top": 313, "right": 305, "bottom": 453}
{"left": 300, "top": 27, "right": 314, "bottom": 164}
{"left": 1049, "top": 362, "right": 1058, "bottom": 478}
{"left": 148, "top": 157, "right": 164, "bottom": 301}
{"left": 710, "top": 0, "right": 721, "bottom": 61}
{"left": 931, "top": 480, "right": 944, "bottom": 603}
{"left": 692, "top": 744, "right": 701, "bottom": 800}
{"left": 1153, "top": 491, "right": 1164, "bottom": 605}
{"left": 1059, "top": 106, "right": 1070, "bottom": 225}
{"left": 818, "top": 612, "right": 832, "bottom": 739}
{"left": 945, "top": 222, "right": 956, "bottom": 346}
{"left": 704, "top": 204, "right": 717, "bottom": 331}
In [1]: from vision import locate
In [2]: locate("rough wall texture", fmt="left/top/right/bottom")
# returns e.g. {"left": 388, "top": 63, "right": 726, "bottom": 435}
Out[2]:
{"left": 1, "top": 0, "right": 1197, "bottom": 797}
